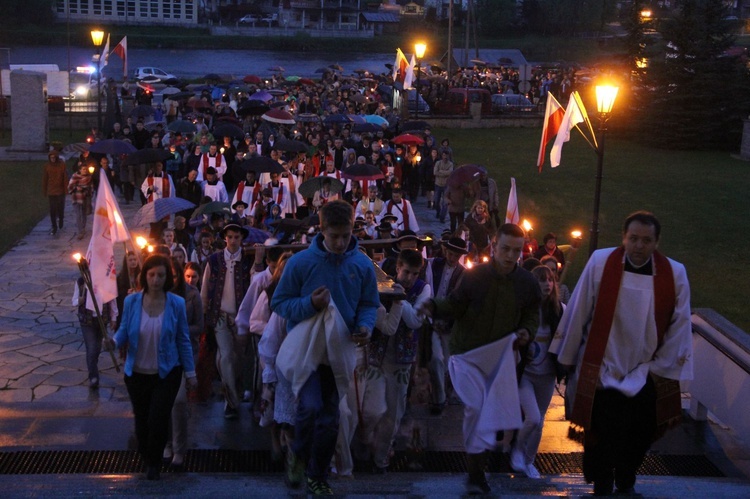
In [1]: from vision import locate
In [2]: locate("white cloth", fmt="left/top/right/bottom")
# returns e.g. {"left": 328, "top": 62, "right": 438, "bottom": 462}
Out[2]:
{"left": 448, "top": 334, "right": 521, "bottom": 453}
{"left": 140, "top": 174, "right": 175, "bottom": 200}
{"left": 549, "top": 248, "right": 693, "bottom": 398}
{"left": 276, "top": 300, "right": 355, "bottom": 399}
{"left": 202, "top": 181, "right": 229, "bottom": 203}
{"left": 134, "top": 309, "right": 163, "bottom": 375}
{"left": 379, "top": 198, "right": 420, "bottom": 232}
{"left": 235, "top": 268, "right": 272, "bottom": 335}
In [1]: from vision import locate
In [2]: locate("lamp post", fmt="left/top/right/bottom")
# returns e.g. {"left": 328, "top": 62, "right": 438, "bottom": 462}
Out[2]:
{"left": 414, "top": 42, "right": 426, "bottom": 119}
{"left": 90, "top": 29, "right": 105, "bottom": 137}
{"left": 588, "top": 84, "right": 619, "bottom": 256}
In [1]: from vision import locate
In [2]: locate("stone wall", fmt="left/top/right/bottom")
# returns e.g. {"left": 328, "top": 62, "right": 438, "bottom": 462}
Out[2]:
{"left": 10, "top": 71, "right": 48, "bottom": 152}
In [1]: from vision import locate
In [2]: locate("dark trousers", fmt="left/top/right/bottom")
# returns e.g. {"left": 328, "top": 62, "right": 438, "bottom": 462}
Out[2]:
{"left": 124, "top": 367, "right": 183, "bottom": 468}
{"left": 449, "top": 211, "right": 464, "bottom": 233}
{"left": 583, "top": 376, "right": 657, "bottom": 494}
{"left": 292, "top": 365, "right": 340, "bottom": 481}
{"left": 48, "top": 195, "right": 65, "bottom": 230}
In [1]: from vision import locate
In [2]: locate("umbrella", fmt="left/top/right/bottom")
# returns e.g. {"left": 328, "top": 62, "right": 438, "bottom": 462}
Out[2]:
{"left": 191, "top": 201, "right": 231, "bottom": 220}
{"left": 285, "top": 75, "right": 301, "bottom": 82}
{"left": 267, "top": 66, "right": 285, "bottom": 72}
{"left": 349, "top": 93, "right": 368, "bottom": 104}
{"left": 315, "top": 67, "right": 332, "bottom": 74}
{"left": 298, "top": 177, "right": 345, "bottom": 198}
{"left": 299, "top": 78, "right": 316, "bottom": 85}
{"left": 352, "top": 123, "right": 383, "bottom": 134}
{"left": 392, "top": 133, "right": 425, "bottom": 145}
{"left": 268, "top": 218, "right": 307, "bottom": 242}
{"left": 270, "top": 101, "right": 287, "bottom": 108}
{"left": 161, "top": 86, "right": 181, "bottom": 95}
{"left": 243, "top": 227, "right": 272, "bottom": 245}
{"left": 212, "top": 123, "right": 245, "bottom": 140}
{"left": 470, "top": 59, "right": 488, "bottom": 66}
{"left": 121, "top": 148, "right": 175, "bottom": 167}
{"left": 305, "top": 213, "right": 320, "bottom": 227}
{"left": 243, "top": 75, "right": 261, "bottom": 84}
{"left": 267, "top": 89, "right": 286, "bottom": 96}
{"left": 446, "top": 164, "right": 484, "bottom": 189}
{"left": 239, "top": 156, "right": 285, "bottom": 174}
{"left": 347, "top": 114, "right": 366, "bottom": 125}
{"left": 228, "top": 84, "right": 251, "bottom": 93}
{"left": 295, "top": 113, "right": 321, "bottom": 123}
{"left": 274, "top": 137, "right": 310, "bottom": 153}
{"left": 188, "top": 97, "right": 212, "bottom": 110}
{"left": 165, "top": 91, "right": 195, "bottom": 100}
{"left": 167, "top": 120, "right": 198, "bottom": 134}
{"left": 364, "top": 114, "right": 388, "bottom": 126}
{"left": 248, "top": 90, "right": 273, "bottom": 102}
{"left": 61, "top": 142, "right": 89, "bottom": 159}
{"left": 203, "top": 73, "right": 221, "bottom": 81}
{"left": 237, "top": 100, "right": 270, "bottom": 116}
{"left": 214, "top": 115, "right": 242, "bottom": 126}
{"left": 88, "top": 139, "right": 137, "bottom": 155}
{"left": 262, "top": 109, "right": 296, "bottom": 125}
{"left": 144, "top": 120, "right": 167, "bottom": 132}
{"left": 353, "top": 68, "right": 368, "bottom": 75}
{"left": 163, "top": 77, "right": 182, "bottom": 86}
{"left": 323, "top": 114, "right": 353, "bottom": 125}
{"left": 329, "top": 64, "right": 344, "bottom": 72}
{"left": 342, "top": 163, "right": 384, "bottom": 181}
{"left": 400, "top": 120, "right": 431, "bottom": 132}
{"left": 130, "top": 105, "right": 154, "bottom": 118}
{"left": 132, "top": 197, "right": 197, "bottom": 227}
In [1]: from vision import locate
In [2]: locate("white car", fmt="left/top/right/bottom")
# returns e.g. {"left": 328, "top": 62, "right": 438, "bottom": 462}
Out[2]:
{"left": 239, "top": 14, "right": 261, "bottom": 24}
{"left": 133, "top": 67, "right": 176, "bottom": 82}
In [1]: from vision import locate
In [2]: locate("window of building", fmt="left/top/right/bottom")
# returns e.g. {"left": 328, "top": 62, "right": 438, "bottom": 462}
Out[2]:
{"left": 139, "top": 0, "right": 147, "bottom": 17}
{"left": 151, "top": 0, "right": 158, "bottom": 18}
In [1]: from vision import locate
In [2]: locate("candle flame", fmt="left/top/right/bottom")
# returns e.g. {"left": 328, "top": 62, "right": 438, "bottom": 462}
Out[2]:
{"left": 136, "top": 236, "right": 148, "bottom": 248}
{"left": 88, "top": 166, "right": 95, "bottom": 174}
{"left": 522, "top": 219, "right": 532, "bottom": 232}
{"left": 72, "top": 252, "right": 82, "bottom": 262}
{"left": 571, "top": 230, "right": 582, "bottom": 239}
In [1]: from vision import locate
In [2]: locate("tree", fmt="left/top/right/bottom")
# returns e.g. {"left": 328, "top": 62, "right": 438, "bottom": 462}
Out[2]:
{"left": 630, "top": 0, "right": 750, "bottom": 150}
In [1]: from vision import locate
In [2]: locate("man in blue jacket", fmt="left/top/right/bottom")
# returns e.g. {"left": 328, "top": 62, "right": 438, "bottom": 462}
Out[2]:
{"left": 271, "top": 200, "right": 379, "bottom": 495}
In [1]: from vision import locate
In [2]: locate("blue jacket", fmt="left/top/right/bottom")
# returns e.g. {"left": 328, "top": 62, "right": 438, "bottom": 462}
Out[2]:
{"left": 271, "top": 233, "right": 379, "bottom": 333}
{"left": 114, "top": 292, "right": 196, "bottom": 378}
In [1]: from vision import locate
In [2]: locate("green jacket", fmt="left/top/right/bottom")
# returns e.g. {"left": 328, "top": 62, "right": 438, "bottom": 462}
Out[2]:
{"left": 434, "top": 261, "right": 541, "bottom": 355}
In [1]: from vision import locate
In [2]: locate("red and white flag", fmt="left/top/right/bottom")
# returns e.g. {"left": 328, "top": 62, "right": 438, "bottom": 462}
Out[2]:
{"left": 100, "top": 34, "right": 110, "bottom": 70}
{"left": 392, "top": 48, "right": 409, "bottom": 84}
{"left": 550, "top": 91, "right": 589, "bottom": 168}
{"left": 111, "top": 36, "right": 128, "bottom": 80}
{"left": 404, "top": 54, "right": 416, "bottom": 89}
{"left": 505, "top": 177, "right": 519, "bottom": 224}
{"left": 85, "top": 177, "right": 131, "bottom": 311}
{"left": 537, "top": 93, "right": 565, "bottom": 172}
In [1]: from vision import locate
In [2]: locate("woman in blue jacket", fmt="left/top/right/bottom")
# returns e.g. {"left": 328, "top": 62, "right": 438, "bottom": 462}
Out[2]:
{"left": 113, "top": 254, "right": 196, "bottom": 480}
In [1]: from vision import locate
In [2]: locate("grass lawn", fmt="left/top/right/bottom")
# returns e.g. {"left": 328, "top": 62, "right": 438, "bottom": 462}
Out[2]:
{"left": 6, "top": 127, "right": 749, "bottom": 332}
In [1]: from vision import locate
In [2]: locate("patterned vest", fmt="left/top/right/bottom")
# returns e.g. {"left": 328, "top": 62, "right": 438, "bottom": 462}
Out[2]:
{"left": 204, "top": 252, "right": 253, "bottom": 327}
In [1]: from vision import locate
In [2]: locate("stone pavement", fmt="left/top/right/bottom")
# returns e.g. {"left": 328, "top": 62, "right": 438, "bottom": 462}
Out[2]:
{"left": 0, "top": 187, "right": 750, "bottom": 497}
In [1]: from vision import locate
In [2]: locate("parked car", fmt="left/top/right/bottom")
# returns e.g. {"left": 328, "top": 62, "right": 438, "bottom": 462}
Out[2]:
{"left": 133, "top": 67, "right": 176, "bottom": 82}
{"left": 491, "top": 93, "right": 536, "bottom": 114}
{"left": 68, "top": 69, "right": 100, "bottom": 100}
{"left": 261, "top": 13, "right": 278, "bottom": 26}
{"left": 432, "top": 88, "right": 492, "bottom": 115}
{"left": 239, "top": 14, "right": 261, "bottom": 24}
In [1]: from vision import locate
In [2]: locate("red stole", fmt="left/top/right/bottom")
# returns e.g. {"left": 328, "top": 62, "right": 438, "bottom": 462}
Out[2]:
{"left": 202, "top": 153, "right": 210, "bottom": 178}
{"left": 268, "top": 181, "right": 284, "bottom": 205}
{"left": 571, "top": 246, "right": 680, "bottom": 434}
{"left": 386, "top": 199, "right": 409, "bottom": 230}
{"left": 147, "top": 175, "right": 170, "bottom": 202}
{"left": 236, "top": 181, "right": 260, "bottom": 206}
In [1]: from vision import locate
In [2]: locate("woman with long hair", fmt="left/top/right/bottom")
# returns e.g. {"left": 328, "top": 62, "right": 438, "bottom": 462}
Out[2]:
{"left": 510, "top": 264, "right": 565, "bottom": 479}
{"left": 112, "top": 255, "right": 196, "bottom": 480}
{"left": 464, "top": 200, "right": 496, "bottom": 260}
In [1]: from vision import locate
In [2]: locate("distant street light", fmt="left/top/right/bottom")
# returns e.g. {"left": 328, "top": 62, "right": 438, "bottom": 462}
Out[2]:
{"left": 414, "top": 42, "right": 426, "bottom": 119}
{"left": 588, "top": 84, "right": 619, "bottom": 255}
{"left": 90, "top": 29, "right": 105, "bottom": 136}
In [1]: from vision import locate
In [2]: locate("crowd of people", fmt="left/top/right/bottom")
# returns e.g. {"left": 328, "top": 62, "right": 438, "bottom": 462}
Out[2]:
{"left": 42, "top": 73, "right": 692, "bottom": 495}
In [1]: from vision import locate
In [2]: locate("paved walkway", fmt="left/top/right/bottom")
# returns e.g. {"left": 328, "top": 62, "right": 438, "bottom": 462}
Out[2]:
{"left": 1, "top": 186, "right": 750, "bottom": 497}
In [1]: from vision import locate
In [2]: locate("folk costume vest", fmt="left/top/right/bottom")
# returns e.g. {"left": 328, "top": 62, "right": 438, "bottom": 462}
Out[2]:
{"left": 570, "top": 246, "right": 681, "bottom": 433}
{"left": 203, "top": 252, "right": 252, "bottom": 328}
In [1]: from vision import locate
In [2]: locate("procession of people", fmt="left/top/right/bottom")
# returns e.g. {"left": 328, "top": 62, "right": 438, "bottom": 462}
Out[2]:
{"left": 44, "top": 68, "right": 693, "bottom": 497}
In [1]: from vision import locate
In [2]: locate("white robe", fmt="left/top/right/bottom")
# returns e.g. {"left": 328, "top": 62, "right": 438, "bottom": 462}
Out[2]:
{"left": 202, "top": 181, "right": 229, "bottom": 203}
{"left": 549, "top": 247, "right": 693, "bottom": 399}
{"left": 379, "top": 198, "right": 420, "bottom": 232}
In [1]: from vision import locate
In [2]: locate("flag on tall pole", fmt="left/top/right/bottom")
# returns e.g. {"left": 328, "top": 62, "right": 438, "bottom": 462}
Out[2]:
{"left": 550, "top": 91, "right": 589, "bottom": 168}
{"left": 536, "top": 93, "right": 565, "bottom": 172}
{"left": 85, "top": 177, "right": 131, "bottom": 311}
{"left": 392, "top": 48, "right": 409, "bottom": 84}
{"left": 404, "top": 54, "right": 416, "bottom": 89}
{"left": 505, "top": 177, "right": 519, "bottom": 224}
{"left": 100, "top": 34, "right": 110, "bottom": 70}
{"left": 111, "top": 36, "right": 128, "bottom": 80}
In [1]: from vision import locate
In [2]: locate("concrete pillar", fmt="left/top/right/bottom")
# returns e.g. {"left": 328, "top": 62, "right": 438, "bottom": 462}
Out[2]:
{"left": 741, "top": 119, "right": 750, "bottom": 160}
{"left": 10, "top": 70, "right": 48, "bottom": 152}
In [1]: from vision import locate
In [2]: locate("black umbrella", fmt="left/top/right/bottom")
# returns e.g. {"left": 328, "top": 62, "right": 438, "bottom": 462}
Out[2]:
{"left": 342, "top": 163, "right": 384, "bottom": 181}
{"left": 267, "top": 66, "right": 286, "bottom": 72}
{"left": 295, "top": 113, "right": 321, "bottom": 123}
{"left": 401, "top": 120, "right": 432, "bottom": 132}
{"left": 323, "top": 114, "right": 353, "bottom": 125}
{"left": 239, "top": 156, "right": 285, "bottom": 174}
{"left": 167, "top": 120, "right": 198, "bottom": 134}
{"left": 274, "top": 137, "right": 309, "bottom": 153}
{"left": 167, "top": 91, "right": 196, "bottom": 101}
{"left": 270, "top": 101, "right": 287, "bottom": 108}
{"left": 191, "top": 201, "right": 231, "bottom": 219}
{"left": 315, "top": 67, "right": 333, "bottom": 74}
{"left": 299, "top": 177, "right": 345, "bottom": 198}
{"left": 130, "top": 105, "right": 154, "bottom": 118}
{"left": 203, "top": 73, "right": 221, "bottom": 81}
{"left": 329, "top": 64, "right": 344, "bottom": 72}
{"left": 88, "top": 139, "right": 137, "bottom": 155}
{"left": 237, "top": 100, "right": 270, "bottom": 116}
{"left": 121, "top": 148, "right": 175, "bottom": 167}
{"left": 352, "top": 123, "right": 383, "bottom": 134}
{"left": 162, "top": 77, "right": 182, "bottom": 86}
{"left": 212, "top": 123, "right": 245, "bottom": 140}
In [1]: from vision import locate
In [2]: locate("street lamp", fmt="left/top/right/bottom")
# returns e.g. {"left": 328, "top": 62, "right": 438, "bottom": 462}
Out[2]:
{"left": 414, "top": 42, "right": 426, "bottom": 119}
{"left": 588, "top": 84, "right": 619, "bottom": 255}
{"left": 90, "top": 29, "right": 105, "bottom": 137}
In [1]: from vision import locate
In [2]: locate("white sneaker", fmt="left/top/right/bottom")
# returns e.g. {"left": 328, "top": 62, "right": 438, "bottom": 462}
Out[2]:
{"left": 526, "top": 463, "right": 541, "bottom": 479}
{"left": 509, "top": 448, "right": 528, "bottom": 474}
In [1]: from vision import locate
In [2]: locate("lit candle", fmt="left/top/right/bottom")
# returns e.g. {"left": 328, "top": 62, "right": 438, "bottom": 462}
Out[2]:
{"left": 72, "top": 252, "right": 82, "bottom": 262}
{"left": 136, "top": 236, "right": 148, "bottom": 249}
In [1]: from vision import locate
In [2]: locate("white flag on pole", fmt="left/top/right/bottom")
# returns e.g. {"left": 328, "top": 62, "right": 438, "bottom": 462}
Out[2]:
{"left": 549, "top": 91, "right": 588, "bottom": 168}
{"left": 505, "top": 177, "right": 519, "bottom": 224}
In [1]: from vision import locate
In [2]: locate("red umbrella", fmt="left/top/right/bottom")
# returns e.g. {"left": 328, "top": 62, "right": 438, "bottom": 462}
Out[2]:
{"left": 446, "top": 164, "right": 485, "bottom": 189}
{"left": 262, "top": 108, "right": 296, "bottom": 125}
{"left": 243, "top": 75, "right": 261, "bottom": 84}
{"left": 299, "top": 78, "right": 316, "bottom": 85}
{"left": 392, "top": 133, "right": 425, "bottom": 145}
